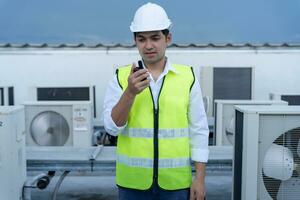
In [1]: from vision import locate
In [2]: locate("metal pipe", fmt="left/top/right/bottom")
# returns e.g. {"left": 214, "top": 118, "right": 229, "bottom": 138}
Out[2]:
{"left": 23, "top": 171, "right": 55, "bottom": 200}
{"left": 90, "top": 145, "right": 103, "bottom": 160}
{"left": 52, "top": 171, "right": 70, "bottom": 200}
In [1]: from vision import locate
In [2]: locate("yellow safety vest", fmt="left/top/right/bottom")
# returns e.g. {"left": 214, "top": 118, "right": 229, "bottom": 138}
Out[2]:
{"left": 116, "top": 64, "right": 195, "bottom": 190}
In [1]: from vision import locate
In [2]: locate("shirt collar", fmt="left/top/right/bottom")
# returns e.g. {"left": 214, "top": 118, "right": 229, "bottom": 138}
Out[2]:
{"left": 141, "top": 57, "right": 179, "bottom": 76}
{"left": 163, "top": 58, "right": 179, "bottom": 74}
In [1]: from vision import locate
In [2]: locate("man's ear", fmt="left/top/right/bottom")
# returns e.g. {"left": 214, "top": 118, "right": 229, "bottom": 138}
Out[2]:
{"left": 166, "top": 32, "right": 172, "bottom": 44}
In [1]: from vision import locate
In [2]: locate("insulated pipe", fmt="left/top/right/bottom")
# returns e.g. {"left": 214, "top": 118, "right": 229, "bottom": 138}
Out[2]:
{"left": 90, "top": 145, "right": 103, "bottom": 160}
{"left": 52, "top": 171, "right": 70, "bottom": 200}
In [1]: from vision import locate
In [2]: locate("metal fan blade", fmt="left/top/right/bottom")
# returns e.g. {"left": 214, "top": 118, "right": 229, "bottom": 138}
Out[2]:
{"left": 263, "top": 143, "right": 294, "bottom": 181}
{"left": 30, "top": 111, "right": 70, "bottom": 146}
{"left": 277, "top": 177, "right": 300, "bottom": 200}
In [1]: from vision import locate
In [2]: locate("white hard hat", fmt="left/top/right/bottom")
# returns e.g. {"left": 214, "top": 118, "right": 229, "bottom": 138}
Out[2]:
{"left": 130, "top": 2, "right": 172, "bottom": 32}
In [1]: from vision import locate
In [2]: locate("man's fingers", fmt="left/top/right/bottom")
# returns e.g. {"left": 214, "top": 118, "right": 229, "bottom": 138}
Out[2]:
{"left": 135, "top": 72, "right": 149, "bottom": 82}
{"left": 130, "top": 63, "right": 137, "bottom": 74}
{"left": 196, "top": 193, "right": 205, "bottom": 200}
{"left": 133, "top": 68, "right": 148, "bottom": 77}
{"left": 131, "top": 70, "right": 149, "bottom": 84}
{"left": 138, "top": 85, "right": 149, "bottom": 92}
{"left": 190, "top": 188, "right": 195, "bottom": 200}
{"left": 127, "top": 63, "right": 150, "bottom": 95}
{"left": 136, "top": 79, "right": 150, "bottom": 90}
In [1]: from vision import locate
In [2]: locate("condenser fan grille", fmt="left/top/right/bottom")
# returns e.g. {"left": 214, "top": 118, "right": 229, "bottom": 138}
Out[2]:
{"left": 263, "top": 127, "right": 300, "bottom": 200}
{"left": 30, "top": 111, "right": 70, "bottom": 146}
{"left": 225, "top": 116, "right": 235, "bottom": 145}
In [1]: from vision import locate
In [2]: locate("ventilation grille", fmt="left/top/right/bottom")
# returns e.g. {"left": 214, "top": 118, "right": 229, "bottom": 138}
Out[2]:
{"left": 263, "top": 127, "right": 300, "bottom": 200}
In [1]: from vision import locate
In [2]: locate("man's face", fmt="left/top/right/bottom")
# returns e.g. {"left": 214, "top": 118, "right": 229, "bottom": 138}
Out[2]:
{"left": 135, "top": 31, "right": 171, "bottom": 65}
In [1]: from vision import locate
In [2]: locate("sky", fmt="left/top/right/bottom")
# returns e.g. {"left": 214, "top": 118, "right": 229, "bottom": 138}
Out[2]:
{"left": 0, "top": 0, "right": 300, "bottom": 44}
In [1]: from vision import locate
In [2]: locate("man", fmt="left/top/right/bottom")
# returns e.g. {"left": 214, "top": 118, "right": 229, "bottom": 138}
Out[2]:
{"left": 103, "top": 2, "right": 209, "bottom": 200}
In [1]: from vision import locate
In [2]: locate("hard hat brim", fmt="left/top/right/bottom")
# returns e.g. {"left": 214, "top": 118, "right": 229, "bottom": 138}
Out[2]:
{"left": 130, "top": 23, "right": 172, "bottom": 33}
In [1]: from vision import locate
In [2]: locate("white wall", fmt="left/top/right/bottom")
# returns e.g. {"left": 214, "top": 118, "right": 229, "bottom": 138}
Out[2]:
{"left": 1, "top": 48, "right": 300, "bottom": 121}
{"left": 170, "top": 49, "right": 300, "bottom": 116}
{"left": 167, "top": 50, "right": 300, "bottom": 97}
{"left": 0, "top": 50, "right": 139, "bottom": 124}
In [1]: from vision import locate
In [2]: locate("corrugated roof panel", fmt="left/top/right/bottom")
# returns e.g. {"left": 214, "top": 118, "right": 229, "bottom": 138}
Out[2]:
{"left": 0, "top": 43, "right": 300, "bottom": 49}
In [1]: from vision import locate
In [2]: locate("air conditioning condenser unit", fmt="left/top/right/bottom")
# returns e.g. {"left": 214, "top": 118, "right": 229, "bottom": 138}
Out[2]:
{"left": 233, "top": 105, "right": 300, "bottom": 200}
{"left": 214, "top": 100, "right": 288, "bottom": 146}
{"left": 24, "top": 101, "right": 93, "bottom": 147}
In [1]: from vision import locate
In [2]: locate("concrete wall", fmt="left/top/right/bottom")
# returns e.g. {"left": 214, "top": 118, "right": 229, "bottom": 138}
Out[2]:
{"left": 1, "top": 48, "right": 300, "bottom": 121}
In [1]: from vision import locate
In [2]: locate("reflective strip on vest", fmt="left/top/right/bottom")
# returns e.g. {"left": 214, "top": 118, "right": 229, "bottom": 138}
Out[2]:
{"left": 121, "top": 128, "right": 189, "bottom": 138}
{"left": 117, "top": 154, "right": 191, "bottom": 168}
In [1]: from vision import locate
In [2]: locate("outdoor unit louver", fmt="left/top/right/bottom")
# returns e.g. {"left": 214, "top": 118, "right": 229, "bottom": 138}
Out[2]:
{"left": 24, "top": 101, "right": 93, "bottom": 147}
{"left": 28, "top": 85, "right": 97, "bottom": 119}
{"left": 233, "top": 105, "right": 300, "bottom": 200}
{"left": 214, "top": 100, "right": 288, "bottom": 146}
{"left": 0, "top": 86, "right": 14, "bottom": 106}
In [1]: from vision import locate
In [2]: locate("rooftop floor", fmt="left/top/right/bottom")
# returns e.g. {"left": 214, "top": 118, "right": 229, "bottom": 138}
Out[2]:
{"left": 30, "top": 171, "right": 232, "bottom": 200}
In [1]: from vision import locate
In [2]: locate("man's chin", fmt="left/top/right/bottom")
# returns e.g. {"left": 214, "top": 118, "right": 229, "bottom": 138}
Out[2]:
{"left": 142, "top": 56, "right": 165, "bottom": 65}
{"left": 142, "top": 58, "right": 158, "bottom": 64}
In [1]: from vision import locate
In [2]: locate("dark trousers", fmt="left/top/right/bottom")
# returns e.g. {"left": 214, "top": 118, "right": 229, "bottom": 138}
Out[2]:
{"left": 118, "top": 183, "right": 190, "bottom": 200}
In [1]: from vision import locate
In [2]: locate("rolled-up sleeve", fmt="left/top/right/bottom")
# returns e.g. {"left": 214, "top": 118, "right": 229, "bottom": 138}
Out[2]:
{"left": 188, "top": 78, "right": 209, "bottom": 163}
{"left": 103, "top": 75, "right": 127, "bottom": 136}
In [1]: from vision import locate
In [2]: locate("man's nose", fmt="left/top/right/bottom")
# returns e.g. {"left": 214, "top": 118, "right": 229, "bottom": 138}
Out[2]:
{"left": 145, "top": 40, "right": 153, "bottom": 49}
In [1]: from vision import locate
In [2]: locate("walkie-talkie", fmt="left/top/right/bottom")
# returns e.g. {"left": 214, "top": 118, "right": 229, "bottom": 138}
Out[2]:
{"left": 133, "top": 60, "right": 147, "bottom": 81}
{"left": 133, "top": 60, "right": 144, "bottom": 73}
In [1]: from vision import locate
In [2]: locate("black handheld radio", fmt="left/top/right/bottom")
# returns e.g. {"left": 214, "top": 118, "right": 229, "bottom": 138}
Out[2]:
{"left": 133, "top": 60, "right": 147, "bottom": 81}
{"left": 133, "top": 60, "right": 144, "bottom": 72}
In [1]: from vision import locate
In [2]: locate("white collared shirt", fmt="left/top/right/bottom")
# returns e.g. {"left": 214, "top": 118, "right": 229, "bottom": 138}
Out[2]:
{"left": 102, "top": 59, "right": 209, "bottom": 163}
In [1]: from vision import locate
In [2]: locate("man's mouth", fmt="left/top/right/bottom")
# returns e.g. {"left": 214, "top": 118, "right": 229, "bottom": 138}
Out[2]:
{"left": 145, "top": 52, "right": 156, "bottom": 56}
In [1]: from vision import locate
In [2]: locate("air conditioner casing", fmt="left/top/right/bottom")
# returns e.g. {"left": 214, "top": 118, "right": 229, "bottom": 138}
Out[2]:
{"left": 269, "top": 92, "right": 300, "bottom": 105}
{"left": 27, "top": 85, "right": 100, "bottom": 124}
{"left": 232, "top": 105, "right": 300, "bottom": 200}
{"left": 24, "top": 101, "right": 93, "bottom": 147}
{"left": 214, "top": 100, "right": 288, "bottom": 146}
{"left": 0, "top": 106, "right": 26, "bottom": 200}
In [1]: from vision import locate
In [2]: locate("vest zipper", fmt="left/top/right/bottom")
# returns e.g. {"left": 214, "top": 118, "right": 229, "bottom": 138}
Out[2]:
{"left": 153, "top": 108, "right": 159, "bottom": 182}
{"left": 149, "top": 76, "right": 166, "bottom": 184}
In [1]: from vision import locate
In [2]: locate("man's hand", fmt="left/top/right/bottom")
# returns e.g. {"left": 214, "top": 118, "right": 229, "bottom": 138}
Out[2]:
{"left": 111, "top": 63, "right": 150, "bottom": 126}
{"left": 126, "top": 63, "right": 150, "bottom": 97}
{"left": 190, "top": 177, "right": 205, "bottom": 200}
{"left": 190, "top": 162, "right": 206, "bottom": 200}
